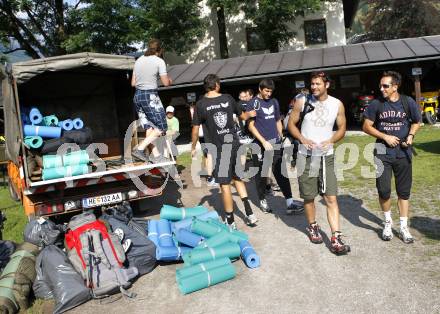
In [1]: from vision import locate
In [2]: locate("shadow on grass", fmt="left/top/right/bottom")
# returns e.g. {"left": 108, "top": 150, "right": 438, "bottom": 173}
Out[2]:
{"left": 410, "top": 216, "right": 440, "bottom": 241}
{"left": 413, "top": 140, "right": 440, "bottom": 154}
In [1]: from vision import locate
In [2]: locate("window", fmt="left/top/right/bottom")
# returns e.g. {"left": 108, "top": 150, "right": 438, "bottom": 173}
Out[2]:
{"left": 246, "top": 27, "right": 267, "bottom": 51}
{"left": 304, "top": 19, "right": 327, "bottom": 45}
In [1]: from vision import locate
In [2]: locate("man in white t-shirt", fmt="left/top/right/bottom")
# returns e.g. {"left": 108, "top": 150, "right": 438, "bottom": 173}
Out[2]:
{"left": 288, "top": 71, "right": 350, "bottom": 255}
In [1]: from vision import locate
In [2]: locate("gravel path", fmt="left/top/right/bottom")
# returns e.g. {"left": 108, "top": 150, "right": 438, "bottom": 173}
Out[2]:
{"left": 70, "top": 167, "right": 440, "bottom": 314}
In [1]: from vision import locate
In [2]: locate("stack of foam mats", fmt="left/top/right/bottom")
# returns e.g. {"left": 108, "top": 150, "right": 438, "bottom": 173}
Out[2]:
{"left": 176, "top": 257, "right": 236, "bottom": 295}
{"left": 174, "top": 217, "right": 260, "bottom": 295}
{"left": 42, "top": 150, "right": 90, "bottom": 181}
{"left": 148, "top": 219, "right": 191, "bottom": 261}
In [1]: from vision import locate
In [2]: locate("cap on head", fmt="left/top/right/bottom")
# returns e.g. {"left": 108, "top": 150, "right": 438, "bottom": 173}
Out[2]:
{"left": 166, "top": 106, "right": 174, "bottom": 113}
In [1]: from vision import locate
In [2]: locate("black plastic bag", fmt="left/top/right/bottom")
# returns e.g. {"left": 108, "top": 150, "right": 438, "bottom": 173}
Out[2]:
{"left": 33, "top": 245, "right": 91, "bottom": 314}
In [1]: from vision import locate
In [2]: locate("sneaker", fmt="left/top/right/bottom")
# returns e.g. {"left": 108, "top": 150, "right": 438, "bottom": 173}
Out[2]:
{"left": 399, "top": 226, "right": 414, "bottom": 244}
{"left": 286, "top": 202, "right": 304, "bottom": 215}
{"left": 149, "top": 155, "right": 170, "bottom": 164}
{"left": 207, "top": 177, "right": 219, "bottom": 187}
{"left": 271, "top": 183, "right": 281, "bottom": 192}
{"left": 330, "top": 233, "right": 351, "bottom": 255}
{"left": 306, "top": 223, "right": 323, "bottom": 244}
{"left": 246, "top": 214, "right": 258, "bottom": 226}
{"left": 259, "top": 199, "right": 272, "bottom": 213}
{"left": 382, "top": 220, "right": 393, "bottom": 241}
{"left": 131, "top": 149, "right": 148, "bottom": 161}
{"left": 227, "top": 222, "right": 237, "bottom": 230}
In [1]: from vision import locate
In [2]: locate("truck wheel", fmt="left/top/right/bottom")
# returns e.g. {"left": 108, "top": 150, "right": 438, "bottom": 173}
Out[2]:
{"left": 8, "top": 178, "right": 20, "bottom": 202}
{"left": 425, "top": 111, "right": 436, "bottom": 125}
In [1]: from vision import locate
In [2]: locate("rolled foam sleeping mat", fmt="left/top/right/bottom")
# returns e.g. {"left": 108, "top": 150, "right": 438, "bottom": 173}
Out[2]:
{"left": 147, "top": 220, "right": 159, "bottom": 246}
{"left": 207, "top": 219, "right": 249, "bottom": 241}
{"left": 24, "top": 125, "right": 62, "bottom": 138}
{"left": 182, "top": 242, "right": 241, "bottom": 266}
{"left": 63, "top": 150, "right": 89, "bottom": 166}
{"left": 156, "top": 245, "right": 191, "bottom": 261}
{"left": 42, "top": 115, "right": 59, "bottom": 127}
{"left": 157, "top": 219, "right": 174, "bottom": 247}
{"left": 177, "top": 263, "right": 236, "bottom": 295}
{"left": 195, "top": 230, "right": 231, "bottom": 250}
{"left": 42, "top": 164, "right": 89, "bottom": 180}
{"left": 72, "top": 118, "right": 84, "bottom": 130}
{"left": 42, "top": 155, "right": 63, "bottom": 169}
{"left": 174, "top": 229, "right": 204, "bottom": 248}
{"left": 171, "top": 211, "right": 219, "bottom": 232}
{"left": 190, "top": 219, "right": 224, "bottom": 238}
{"left": 24, "top": 136, "right": 43, "bottom": 149}
{"left": 239, "top": 240, "right": 260, "bottom": 269}
{"left": 29, "top": 108, "right": 43, "bottom": 125}
{"left": 176, "top": 257, "right": 231, "bottom": 281}
{"left": 160, "top": 205, "right": 208, "bottom": 221}
{"left": 58, "top": 119, "right": 74, "bottom": 131}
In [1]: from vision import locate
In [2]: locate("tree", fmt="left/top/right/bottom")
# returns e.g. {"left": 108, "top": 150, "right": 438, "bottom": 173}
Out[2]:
{"left": 357, "top": 0, "right": 440, "bottom": 41}
{"left": 0, "top": 0, "right": 207, "bottom": 58}
{"left": 242, "top": 0, "right": 322, "bottom": 53}
{"left": 132, "top": 0, "right": 206, "bottom": 55}
{"left": 0, "top": 0, "right": 69, "bottom": 58}
{"left": 63, "top": 0, "right": 140, "bottom": 54}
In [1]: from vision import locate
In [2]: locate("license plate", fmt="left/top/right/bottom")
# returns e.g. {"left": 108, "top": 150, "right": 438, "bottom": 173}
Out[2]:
{"left": 82, "top": 192, "right": 122, "bottom": 209}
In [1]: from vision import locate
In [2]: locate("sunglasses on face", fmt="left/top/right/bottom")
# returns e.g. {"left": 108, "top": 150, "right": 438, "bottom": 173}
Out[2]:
{"left": 379, "top": 84, "right": 392, "bottom": 89}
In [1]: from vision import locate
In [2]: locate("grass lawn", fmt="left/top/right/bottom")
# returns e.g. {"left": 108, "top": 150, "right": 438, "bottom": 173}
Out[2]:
{"left": 0, "top": 188, "right": 28, "bottom": 243}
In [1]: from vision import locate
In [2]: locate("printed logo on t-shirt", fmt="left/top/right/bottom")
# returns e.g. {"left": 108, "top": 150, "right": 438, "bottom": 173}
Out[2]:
{"left": 214, "top": 111, "right": 228, "bottom": 129}
{"left": 262, "top": 105, "right": 275, "bottom": 119}
{"left": 253, "top": 99, "right": 261, "bottom": 110}
{"left": 312, "top": 102, "right": 329, "bottom": 127}
{"left": 379, "top": 110, "right": 407, "bottom": 131}
{"left": 220, "top": 102, "right": 229, "bottom": 108}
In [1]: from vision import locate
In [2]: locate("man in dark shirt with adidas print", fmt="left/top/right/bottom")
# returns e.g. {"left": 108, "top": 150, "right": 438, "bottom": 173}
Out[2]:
{"left": 363, "top": 71, "right": 421, "bottom": 244}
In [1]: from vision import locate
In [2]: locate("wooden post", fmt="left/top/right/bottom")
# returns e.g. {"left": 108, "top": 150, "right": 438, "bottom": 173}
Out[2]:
{"left": 414, "top": 75, "right": 422, "bottom": 106}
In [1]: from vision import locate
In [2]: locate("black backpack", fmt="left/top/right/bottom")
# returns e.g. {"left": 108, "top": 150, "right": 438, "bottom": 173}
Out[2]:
{"left": 285, "top": 95, "right": 315, "bottom": 159}
{"left": 101, "top": 202, "right": 156, "bottom": 276}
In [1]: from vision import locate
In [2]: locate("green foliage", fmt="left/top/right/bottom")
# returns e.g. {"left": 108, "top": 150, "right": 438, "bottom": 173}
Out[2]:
{"left": 137, "top": 0, "right": 206, "bottom": 55}
{"left": 63, "top": 0, "right": 140, "bottom": 54}
{"left": 242, "top": 0, "right": 322, "bottom": 52}
{"left": 352, "top": 0, "right": 440, "bottom": 41}
{"left": 0, "top": 0, "right": 207, "bottom": 58}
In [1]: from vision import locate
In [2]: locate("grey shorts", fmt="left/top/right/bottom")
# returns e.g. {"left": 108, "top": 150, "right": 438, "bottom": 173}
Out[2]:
{"left": 297, "top": 154, "right": 338, "bottom": 201}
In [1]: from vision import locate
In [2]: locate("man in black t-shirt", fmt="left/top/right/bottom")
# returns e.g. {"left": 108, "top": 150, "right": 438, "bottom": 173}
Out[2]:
{"left": 363, "top": 71, "right": 421, "bottom": 244}
{"left": 191, "top": 74, "right": 257, "bottom": 228}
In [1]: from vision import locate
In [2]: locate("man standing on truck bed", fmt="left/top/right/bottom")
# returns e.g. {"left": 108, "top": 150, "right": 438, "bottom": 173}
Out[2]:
{"left": 131, "top": 39, "right": 172, "bottom": 163}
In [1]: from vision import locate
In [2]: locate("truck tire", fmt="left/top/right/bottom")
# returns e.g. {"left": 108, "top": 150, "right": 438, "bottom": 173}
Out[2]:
{"left": 8, "top": 178, "right": 20, "bottom": 202}
{"left": 425, "top": 111, "right": 436, "bottom": 125}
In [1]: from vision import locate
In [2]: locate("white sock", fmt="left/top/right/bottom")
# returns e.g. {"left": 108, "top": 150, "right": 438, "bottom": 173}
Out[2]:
{"left": 384, "top": 211, "right": 392, "bottom": 222}
{"left": 400, "top": 217, "right": 408, "bottom": 228}
{"left": 286, "top": 198, "right": 293, "bottom": 207}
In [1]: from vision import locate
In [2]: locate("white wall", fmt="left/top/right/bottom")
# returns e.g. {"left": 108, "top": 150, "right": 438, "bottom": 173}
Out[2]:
{"left": 165, "top": 0, "right": 346, "bottom": 65}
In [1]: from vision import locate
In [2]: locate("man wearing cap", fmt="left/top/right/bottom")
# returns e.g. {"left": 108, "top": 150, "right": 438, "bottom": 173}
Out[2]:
{"left": 166, "top": 106, "right": 179, "bottom": 137}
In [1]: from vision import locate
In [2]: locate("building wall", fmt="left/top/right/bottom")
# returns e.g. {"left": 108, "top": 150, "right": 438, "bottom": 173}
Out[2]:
{"left": 165, "top": 0, "right": 346, "bottom": 65}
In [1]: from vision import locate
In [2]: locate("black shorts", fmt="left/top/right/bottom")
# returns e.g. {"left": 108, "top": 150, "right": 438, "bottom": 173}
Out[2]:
{"left": 212, "top": 143, "right": 242, "bottom": 185}
{"left": 375, "top": 154, "right": 412, "bottom": 200}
